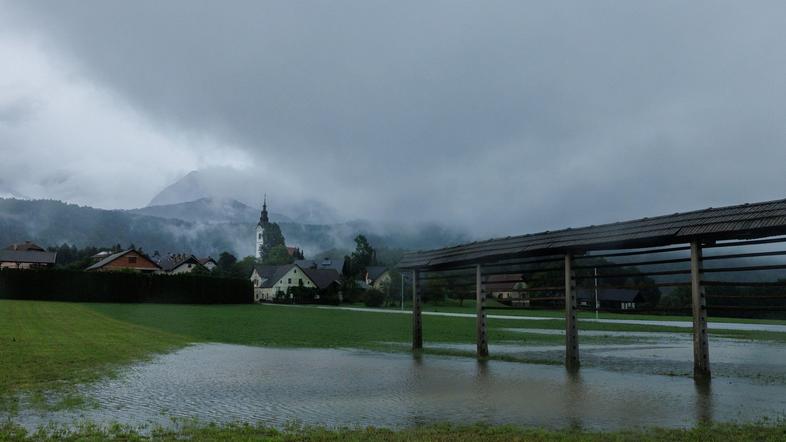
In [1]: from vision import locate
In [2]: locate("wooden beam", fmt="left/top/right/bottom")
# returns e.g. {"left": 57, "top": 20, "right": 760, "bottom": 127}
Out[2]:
{"left": 565, "top": 254, "right": 579, "bottom": 370}
{"left": 412, "top": 270, "right": 423, "bottom": 351}
{"left": 691, "top": 241, "right": 710, "bottom": 379}
{"left": 476, "top": 264, "right": 489, "bottom": 358}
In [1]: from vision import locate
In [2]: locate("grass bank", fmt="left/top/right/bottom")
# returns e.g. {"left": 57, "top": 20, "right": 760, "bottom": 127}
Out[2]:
{"left": 0, "top": 300, "right": 189, "bottom": 409}
{"left": 2, "top": 421, "right": 786, "bottom": 442}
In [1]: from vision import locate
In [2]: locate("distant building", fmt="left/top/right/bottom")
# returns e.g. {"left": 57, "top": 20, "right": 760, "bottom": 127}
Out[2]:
{"left": 486, "top": 274, "right": 526, "bottom": 302}
{"left": 364, "top": 266, "right": 391, "bottom": 290}
{"left": 0, "top": 241, "right": 57, "bottom": 269}
{"left": 198, "top": 257, "right": 218, "bottom": 271}
{"left": 577, "top": 288, "right": 644, "bottom": 311}
{"left": 85, "top": 249, "right": 160, "bottom": 273}
{"left": 156, "top": 253, "right": 206, "bottom": 274}
{"left": 254, "top": 196, "right": 302, "bottom": 260}
{"left": 251, "top": 263, "right": 341, "bottom": 302}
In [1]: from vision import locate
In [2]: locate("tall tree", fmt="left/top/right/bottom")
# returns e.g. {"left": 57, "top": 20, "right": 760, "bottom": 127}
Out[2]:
{"left": 350, "top": 235, "right": 375, "bottom": 277}
{"left": 217, "top": 251, "right": 237, "bottom": 273}
{"left": 262, "top": 223, "right": 286, "bottom": 256}
{"left": 263, "top": 244, "right": 294, "bottom": 265}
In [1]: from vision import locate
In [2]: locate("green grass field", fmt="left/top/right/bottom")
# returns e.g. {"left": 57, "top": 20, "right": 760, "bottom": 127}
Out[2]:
{"left": 5, "top": 298, "right": 786, "bottom": 406}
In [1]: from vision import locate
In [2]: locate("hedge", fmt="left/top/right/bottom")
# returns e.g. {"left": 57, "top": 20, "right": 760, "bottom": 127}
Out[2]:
{"left": 0, "top": 269, "right": 252, "bottom": 304}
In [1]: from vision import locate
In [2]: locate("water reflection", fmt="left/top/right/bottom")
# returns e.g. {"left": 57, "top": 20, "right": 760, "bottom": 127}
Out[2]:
{"left": 564, "top": 369, "right": 585, "bottom": 430}
{"left": 6, "top": 344, "right": 786, "bottom": 431}
{"left": 694, "top": 378, "right": 713, "bottom": 424}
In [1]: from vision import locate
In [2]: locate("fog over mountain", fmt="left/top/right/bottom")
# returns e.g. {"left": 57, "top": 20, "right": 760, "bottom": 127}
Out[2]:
{"left": 2, "top": 2, "right": 786, "bottom": 239}
{"left": 0, "top": 197, "right": 468, "bottom": 258}
{"left": 147, "top": 168, "right": 343, "bottom": 225}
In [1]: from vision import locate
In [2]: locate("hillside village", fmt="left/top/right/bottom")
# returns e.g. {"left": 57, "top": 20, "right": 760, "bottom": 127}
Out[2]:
{"left": 0, "top": 198, "right": 395, "bottom": 306}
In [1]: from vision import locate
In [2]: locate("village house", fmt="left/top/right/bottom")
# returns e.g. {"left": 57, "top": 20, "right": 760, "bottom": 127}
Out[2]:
{"left": 155, "top": 253, "right": 207, "bottom": 274}
{"left": 199, "top": 257, "right": 218, "bottom": 271}
{"left": 85, "top": 249, "right": 161, "bottom": 273}
{"left": 251, "top": 263, "right": 341, "bottom": 302}
{"left": 0, "top": 241, "right": 57, "bottom": 269}
{"left": 577, "top": 288, "right": 644, "bottom": 311}
{"left": 486, "top": 274, "right": 527, "bottom": 304}
{"left": 364, "top": 266, "right": 391, "bottom": 290}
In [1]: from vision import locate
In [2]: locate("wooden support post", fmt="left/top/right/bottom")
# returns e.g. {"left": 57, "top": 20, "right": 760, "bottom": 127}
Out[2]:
{"left": 564, "top": 254, "right": 579, "bottom": 370}
{"left": 412, "top": 270, "right": 423, "bottom": 351}
{"left": 476, "top": 264, "right": 489, "bottom": 358}
{"left": 691, "top": 241, "right": 710, "bottom": 379}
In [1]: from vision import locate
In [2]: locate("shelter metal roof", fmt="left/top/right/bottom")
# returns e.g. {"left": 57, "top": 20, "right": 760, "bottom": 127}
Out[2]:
{"left": 399, "top": 197, "right": 786, "bottom": 270}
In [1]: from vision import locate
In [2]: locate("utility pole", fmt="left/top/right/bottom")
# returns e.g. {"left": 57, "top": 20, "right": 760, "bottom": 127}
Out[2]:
{"left": 594, "top": 267, "right": 599, "bottom": 320}
{"left": 400, "top": 273, "right": 405, "bottom": 311}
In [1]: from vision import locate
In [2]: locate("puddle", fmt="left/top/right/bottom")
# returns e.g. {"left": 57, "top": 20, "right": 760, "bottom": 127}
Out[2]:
{"left": 6, "top": 344, "right": 786, "bottom": 431}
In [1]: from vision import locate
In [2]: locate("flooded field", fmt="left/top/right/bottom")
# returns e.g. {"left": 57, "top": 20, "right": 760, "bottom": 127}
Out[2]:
{"left": 8, "top": 342, "right": 786, "bottom": 431}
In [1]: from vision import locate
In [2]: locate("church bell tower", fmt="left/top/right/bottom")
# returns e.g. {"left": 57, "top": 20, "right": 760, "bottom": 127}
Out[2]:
{"left": 255, "top": 195, "right": 269, "bottom": 259}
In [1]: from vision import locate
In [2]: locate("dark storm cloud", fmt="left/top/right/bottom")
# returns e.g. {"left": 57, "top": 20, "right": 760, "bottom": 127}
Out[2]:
{"left": 4, "top": 0, "right": 786, "bottom": 236}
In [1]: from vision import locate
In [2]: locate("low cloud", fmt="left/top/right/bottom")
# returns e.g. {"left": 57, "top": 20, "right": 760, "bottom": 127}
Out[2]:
{"left": 3, "top": 1, "right": 786, "bottom": 236}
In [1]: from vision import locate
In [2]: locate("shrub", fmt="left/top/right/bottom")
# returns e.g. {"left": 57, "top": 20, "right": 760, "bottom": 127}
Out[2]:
{"left": 0, "top": 269, "right": 252, "bottom": 304}
{"left": 364, "top": 289, "right": 385, "bottom": 307}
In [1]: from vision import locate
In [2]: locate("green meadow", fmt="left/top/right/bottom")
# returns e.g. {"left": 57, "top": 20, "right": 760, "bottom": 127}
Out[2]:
{"left": 4, "top": 298, "right": 786, "bottom": 405}
{"left": 4, "top": 299, "right": 786, "bottom": 440}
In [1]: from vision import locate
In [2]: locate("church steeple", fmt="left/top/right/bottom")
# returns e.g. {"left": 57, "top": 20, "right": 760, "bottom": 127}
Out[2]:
{"left": 259, "top": 194, "right": 269, "bottom": 225}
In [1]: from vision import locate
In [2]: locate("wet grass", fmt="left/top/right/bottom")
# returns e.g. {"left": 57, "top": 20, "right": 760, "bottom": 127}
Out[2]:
{"left": 4, "top": 300, "right": 786, "bottom": 413}
{"left": 2, "top": 421, "right": 786, "bottom": 441}
{"left": 0, "top": 300, "right": 189, "bottom": 411}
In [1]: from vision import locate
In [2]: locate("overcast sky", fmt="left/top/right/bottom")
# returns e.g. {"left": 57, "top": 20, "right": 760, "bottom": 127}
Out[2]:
{"left": 2, "top": 1, "right": 786, "bottom": 237}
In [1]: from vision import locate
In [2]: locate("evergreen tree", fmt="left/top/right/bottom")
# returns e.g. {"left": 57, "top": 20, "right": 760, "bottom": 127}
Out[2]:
{"left": 349, "top": 235, "right": 375, "bottom": 277}
{"left": 262, "top": 244, "right": 294, "bottom": 265}
{"left": 261, "top": 223, "right": 286, "bottom": 256}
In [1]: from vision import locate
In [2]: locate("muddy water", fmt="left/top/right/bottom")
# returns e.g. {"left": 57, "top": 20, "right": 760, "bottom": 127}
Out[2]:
{"left": 8, "top": 344, "right": 786, "bottom": 431}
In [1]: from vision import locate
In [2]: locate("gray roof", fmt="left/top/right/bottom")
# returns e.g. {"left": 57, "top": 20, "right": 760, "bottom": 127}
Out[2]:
{"left": 366, "top": 266, "right": 388, "bottom": 282}
{"left": 158, "top": 254, "right": 202, "bottom": 272}
{"left": 0, "top": 250, "right": 57, "bottom": 264}
{"left": 400, "top": 197, "right": 786, "bottom": 270}
{"left": 5, "top": 241, "right": 45, "bottom": 252}
{"left": 258, "top": 264, "right": 296, "bottom": 289}
{"left": 295, "top": 258, "right": 344, "bottom": 273}
{"left": 577, "top": 289, "right": 642, "bottom": 303}
{"left": 302, "top": 268, "right": 341, "bottom": 290}
{"left": 85, "top": 250, "right": 129, "bottom": 271}
{"left": 199, "top": 257, "right": 217, "bottom": 265}
{"left": 254, "top": 264, "right": 341, "bottom": 290}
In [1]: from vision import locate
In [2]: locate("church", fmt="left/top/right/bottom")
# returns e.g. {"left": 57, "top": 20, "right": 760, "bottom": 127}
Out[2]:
{"left": 255, "top": 196, "right": 303, "bottom": 260}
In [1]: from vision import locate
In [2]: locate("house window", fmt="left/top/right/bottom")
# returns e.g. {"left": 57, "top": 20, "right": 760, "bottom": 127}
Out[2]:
{"left": 128, "top": 256, "right": 137, "bottom": 264}
{"left": 288, "top": 278, "right": 292, "bottom": 284}
{"left": 258, "top": 233, "right": 262, "bottom": 240}
{"left": 298, "top": 278, "right": 303, "bottom": 286}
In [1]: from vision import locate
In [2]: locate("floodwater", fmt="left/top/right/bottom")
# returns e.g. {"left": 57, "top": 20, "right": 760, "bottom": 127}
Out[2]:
{"left": 8, "top": 343, "right": 786, "bottom": 431}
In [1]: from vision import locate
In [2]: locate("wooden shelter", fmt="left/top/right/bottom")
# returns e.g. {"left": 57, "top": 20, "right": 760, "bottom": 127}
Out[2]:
{"left": 399, "top": 197, "right": 786, "bottom": 379}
